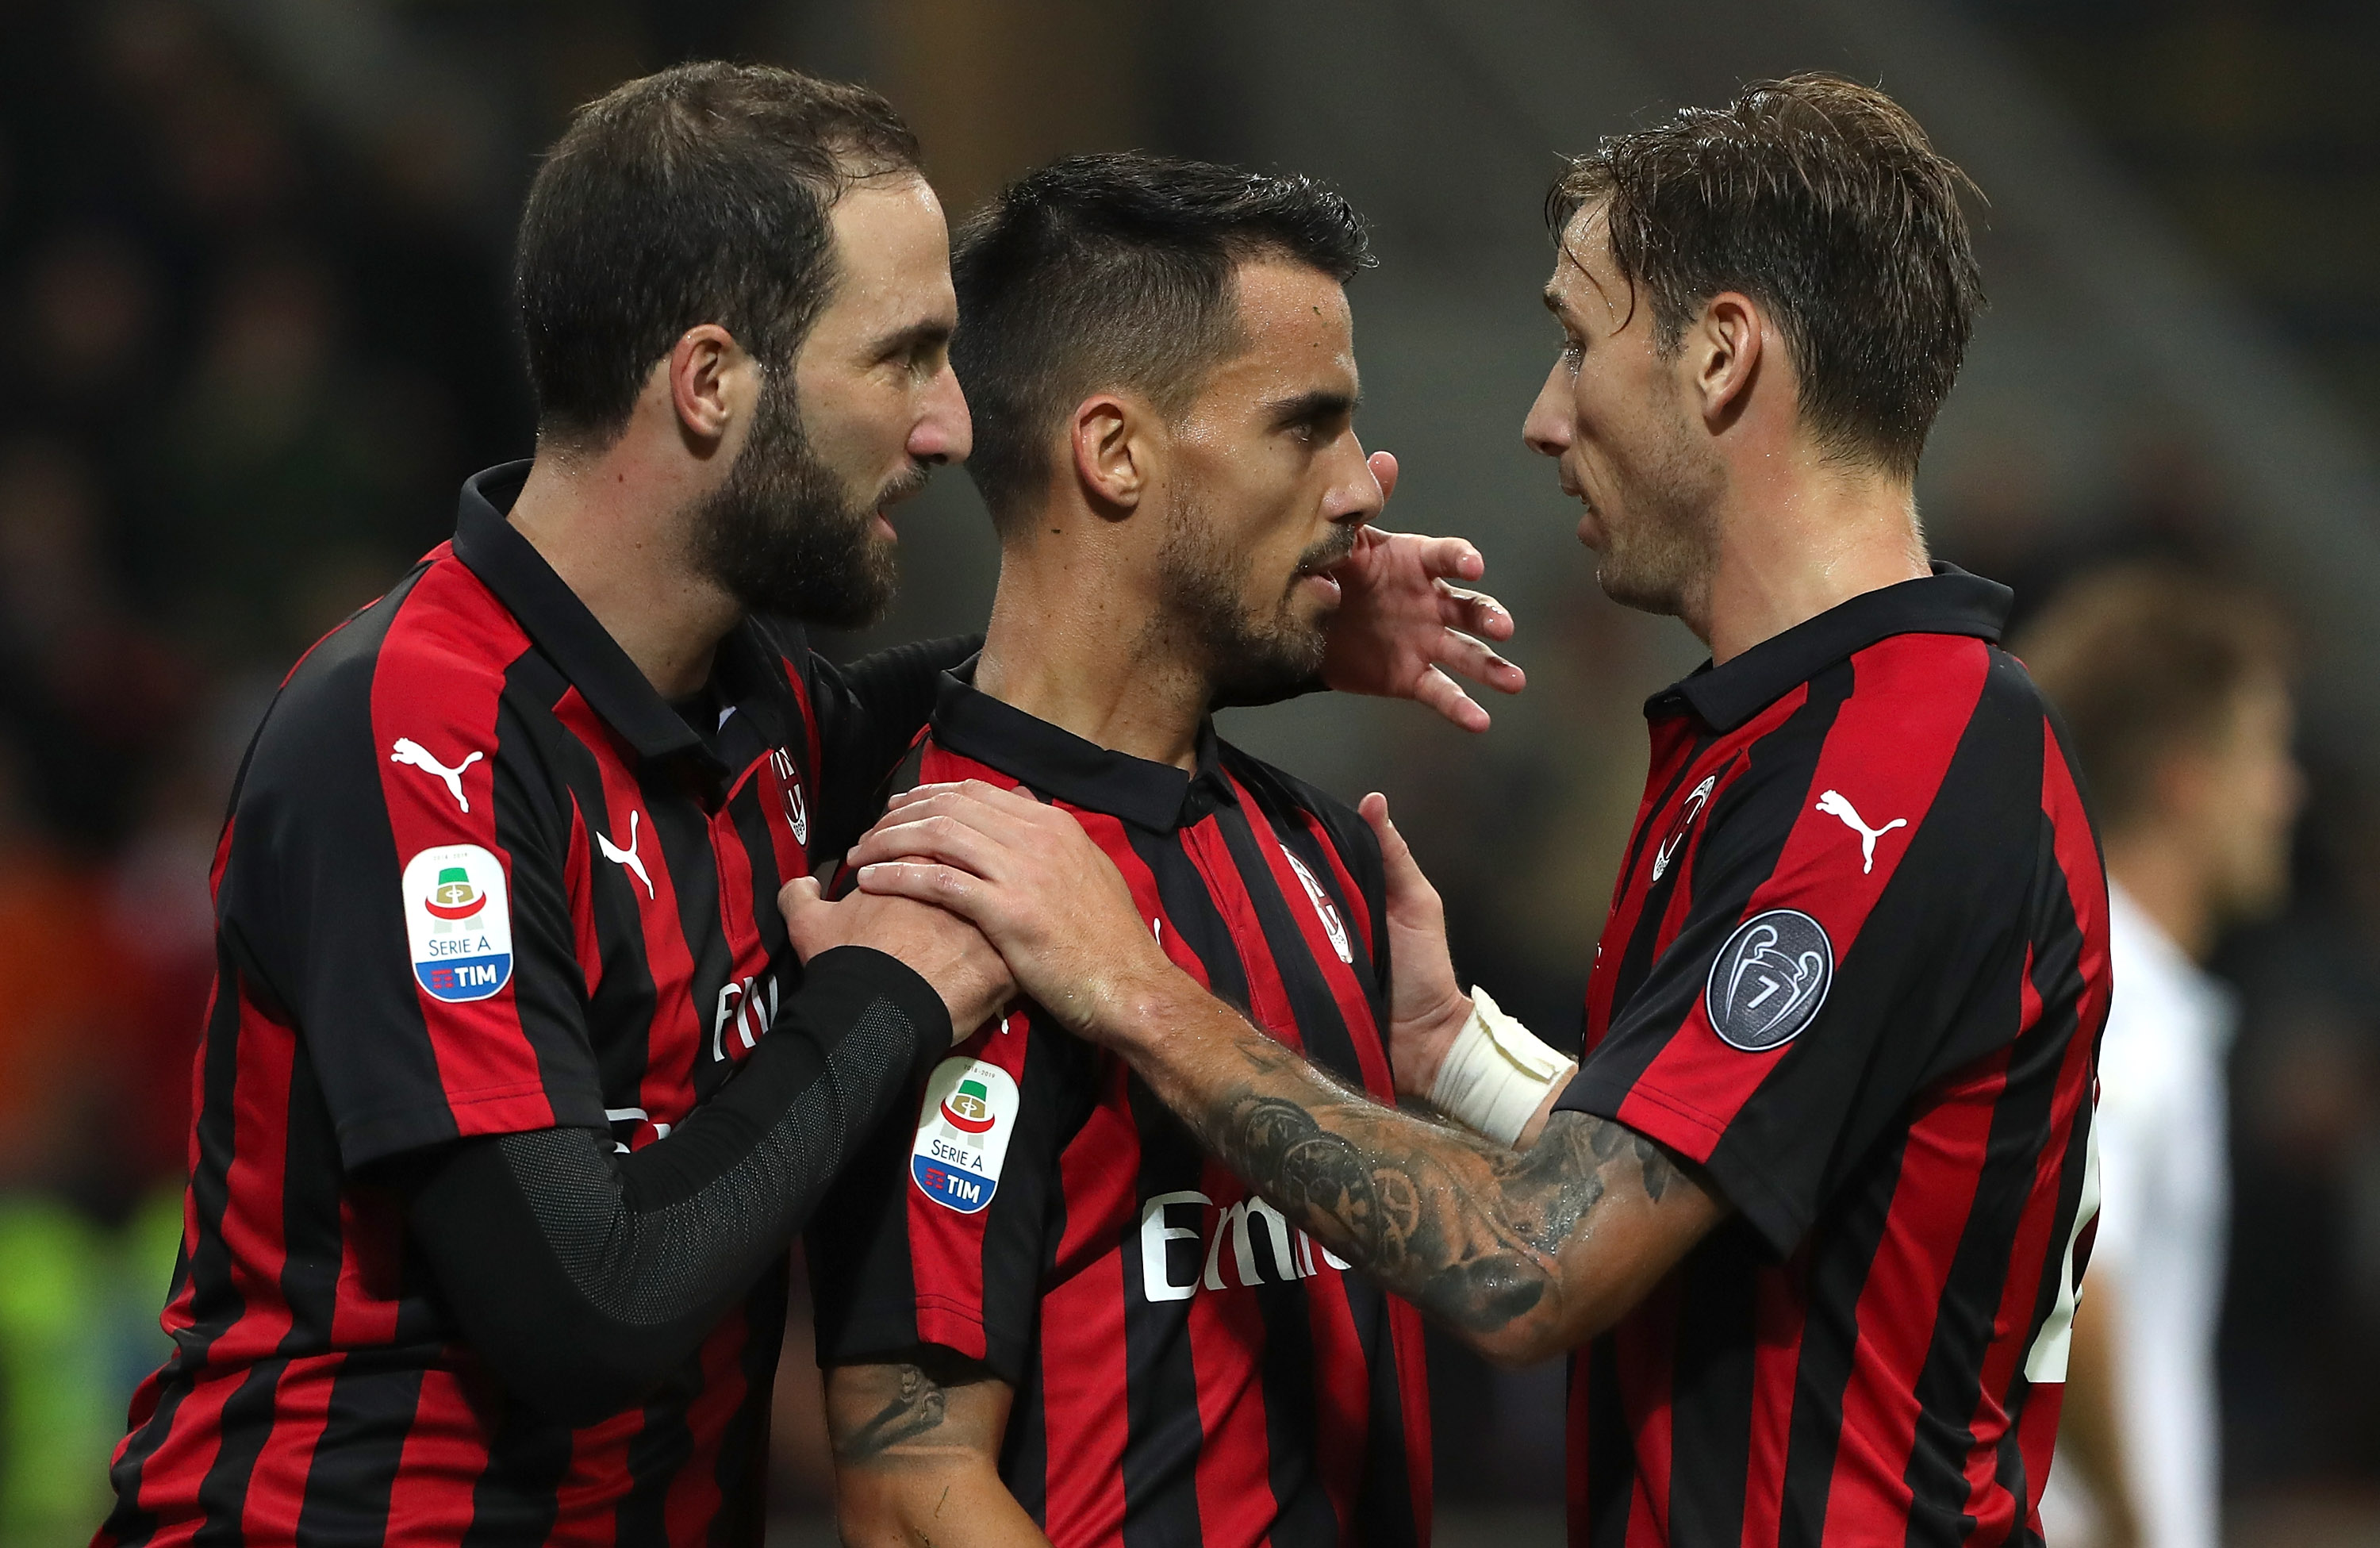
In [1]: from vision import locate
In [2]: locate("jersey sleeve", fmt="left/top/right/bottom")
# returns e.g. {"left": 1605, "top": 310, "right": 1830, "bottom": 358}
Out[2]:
{"left": 1557, "top": 641, "right": 2029, "bottom": 1256}
{"left": 805, "top": 1004, "right": 1092, "bottom": 1385}
{"left": 222, "top": 618, "right": 606, "bottom": 1172}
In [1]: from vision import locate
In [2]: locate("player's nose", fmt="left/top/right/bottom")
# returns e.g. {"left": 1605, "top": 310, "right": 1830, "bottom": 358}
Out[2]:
{"left": 910, "top": 363, "right": 973, "bottom": 466}
{"left": 1323, "top": 436, "right": 1383, "bottom": 528}
{"left": 1523, "top": 362, "right": 1572, "bottom": 459}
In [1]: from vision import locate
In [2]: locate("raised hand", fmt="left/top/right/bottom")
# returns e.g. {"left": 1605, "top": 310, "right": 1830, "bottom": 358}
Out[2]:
{"left": 1321, "top": 450, "right": 1527, "bottom": 732}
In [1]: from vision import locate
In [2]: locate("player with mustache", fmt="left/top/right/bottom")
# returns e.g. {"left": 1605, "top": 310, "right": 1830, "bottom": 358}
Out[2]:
{"left": 795, "top": 154, "right": 1458, "bottom": 1548}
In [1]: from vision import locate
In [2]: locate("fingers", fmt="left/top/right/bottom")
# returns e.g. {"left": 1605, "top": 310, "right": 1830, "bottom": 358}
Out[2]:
{"left": 849, "top": 811, "right": 1012, "bottom": 878}
{"left": 1437, "top": 582, "right": 1517, "bottom": 645}
{"left": 881, "top": 779, "right": 1046, "bottom": 820}
{"left": 853, "top": 859, "right": 990, "bottom": 919}
{"left": 1361, "top": 791, "right": 1444, "bottom": 916}
{"left": 776, "top": 874, "right": 831, "bottom": 962}
{"left": 1368, "top": 449, "right": 1399, "bottom": 505}
{"left": 1432, "top": 626, "right": 1528, "bottom": 697}
{"left": 1411, "top": 532, "right": 1486, "bottom": 586}
{"left": 867, "top": 782, "right": 1057, "bottom": 851}
{"left": 1411, "top": 663, "right": 1492, "bottom": 733}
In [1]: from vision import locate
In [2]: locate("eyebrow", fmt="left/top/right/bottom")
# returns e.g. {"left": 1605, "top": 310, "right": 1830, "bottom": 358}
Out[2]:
{"left": 867, "top": 318, "right": 953, "bottom": 359}
{"left": 1263, "top": 386, "right": 1359, "bottom": 427}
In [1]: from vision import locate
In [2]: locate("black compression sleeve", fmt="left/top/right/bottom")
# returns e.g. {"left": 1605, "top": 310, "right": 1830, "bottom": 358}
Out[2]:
{"left": 403, "top": 947, "right": 950, "bottom": 1425}
{"left": 839, "top": 636, "right": 977, "bottom": 731}
{"left": 811, "top": 636, "right": 979, "bottom": 856}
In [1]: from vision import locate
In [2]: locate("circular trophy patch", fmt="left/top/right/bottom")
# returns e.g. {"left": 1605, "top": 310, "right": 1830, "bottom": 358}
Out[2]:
{"left": 1704, "top": 908, "right": 1834, "bottom": 1051}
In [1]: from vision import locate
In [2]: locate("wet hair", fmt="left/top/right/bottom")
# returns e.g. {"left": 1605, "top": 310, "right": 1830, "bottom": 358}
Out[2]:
{"left": 515, "top": 61, "right": 920, "bottom": 448}
{"left": 950, "top": 152, "right": 1372, "bottom": 530}
{"left": 1548, "top": 73, "right": 1984, "bottom": 478}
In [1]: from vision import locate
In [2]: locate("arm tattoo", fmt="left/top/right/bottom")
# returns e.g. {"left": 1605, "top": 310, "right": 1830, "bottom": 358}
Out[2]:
{"left": 1179, "top": 1039, "right": 1695, "bottom": 1342}
{"left": 834, "top": 1362, "right": 951, "bottom": 1464}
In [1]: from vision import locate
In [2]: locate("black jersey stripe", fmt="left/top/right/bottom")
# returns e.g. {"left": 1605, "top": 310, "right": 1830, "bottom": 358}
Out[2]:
{"left": 1775, "top": 1127, "right": 1914, "bottom": 1548}
{"left": 275, "top": 1043, "right": 348, "bottom": 1353}
{"left": 189, "top": 1356, "right": 291, "bottom": 1546}
{"left": 1117, "top": 825, "right": 1236, "bottom": 1548}
{"left": 1578, "top": 1335, "right": 1633, "bottom": 1548}
{"left": 1665, "top": 1231, "right": 1763, "bottom": 1545}
{"left": 294, "top": 1363, "right": 424, "bottom": 1545}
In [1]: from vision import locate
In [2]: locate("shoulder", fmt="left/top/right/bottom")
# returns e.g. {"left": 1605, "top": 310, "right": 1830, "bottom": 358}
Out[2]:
{"left": 1219, "top": 738, "right": 1371, "bottom": 833}
{"left": 243, "top": 553, "right": 540, "bottom": 812}
{"left": 1219, "top": 743, "right": 1376, "bottom": 858}
{"left": 1807, "top": 634, "right": 2052, "bottom": 829}
{"left": 269, "top": 555, "right": 529, "bottom": 728}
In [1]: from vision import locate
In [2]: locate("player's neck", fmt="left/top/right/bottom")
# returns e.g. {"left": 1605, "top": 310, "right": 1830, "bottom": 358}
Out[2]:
{"left": 973, "top": 534, "right": 1208, "bottom": 774}
{"left": 2106, "top": 830, "right": 2220, "bottom": 963}
{"left": 509, "top": 436, "right": 741, "bottom": 701}
{"left": 1697, "top": 454, "right": 1929, "bottom": 666}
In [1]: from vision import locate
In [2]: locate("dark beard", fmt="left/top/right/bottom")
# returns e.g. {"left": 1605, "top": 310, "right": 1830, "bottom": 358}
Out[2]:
{"left": 1154, "top": 494, "right": 1352, "bottom": 705}
{"left": 689, "top": 377, "right": 917, "bottom": 629}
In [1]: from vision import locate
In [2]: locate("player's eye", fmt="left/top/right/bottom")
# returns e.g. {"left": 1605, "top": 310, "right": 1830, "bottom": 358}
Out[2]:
{"left": 1560, "top": 337, "right": 1586, "bottom": 374}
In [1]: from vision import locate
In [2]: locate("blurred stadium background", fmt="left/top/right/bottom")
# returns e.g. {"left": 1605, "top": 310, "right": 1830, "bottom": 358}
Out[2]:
{"left": 0, "top": 1, "right": 2375, "bottom": 1542}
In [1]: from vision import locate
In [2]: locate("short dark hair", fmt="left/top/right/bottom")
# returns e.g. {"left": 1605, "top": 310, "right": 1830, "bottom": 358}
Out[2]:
{"left": 2016, "top": 563, "right": 2291, "bottom": 832}
{"left": 950, "top": 152, "right": 1372, "bottom": 528}
{"left": 515, "top": 62, "right": 921, "bottom": 447}
{"left": 1548, "top": 74, "right": 1983, "bottom": 478}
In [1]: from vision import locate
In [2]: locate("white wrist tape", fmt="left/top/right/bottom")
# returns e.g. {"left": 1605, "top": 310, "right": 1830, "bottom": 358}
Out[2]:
{"left": 1427, "top": 985, "right": 1577, "bottom": 1147}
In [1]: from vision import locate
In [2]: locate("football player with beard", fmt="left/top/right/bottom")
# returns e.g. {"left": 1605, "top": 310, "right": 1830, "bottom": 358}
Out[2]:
{"left": 803, "top": 155, "right": 1437, "bottom": 1548}
{"left": 97, "top": 66, "right": 1515, "bottom": 1548}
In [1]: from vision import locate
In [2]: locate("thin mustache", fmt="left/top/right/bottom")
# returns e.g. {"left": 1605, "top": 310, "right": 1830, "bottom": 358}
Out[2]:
{"left": 1298, "top": 534, "right": 1357, "bottom": 574}
{"left": 877, "top": 461, "right": 933, "bottom": 508}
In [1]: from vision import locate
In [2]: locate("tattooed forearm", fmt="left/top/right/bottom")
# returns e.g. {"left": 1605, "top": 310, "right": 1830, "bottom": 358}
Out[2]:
{"left": 1159, "top": 1025, "right": 1712, "bottom": 1359}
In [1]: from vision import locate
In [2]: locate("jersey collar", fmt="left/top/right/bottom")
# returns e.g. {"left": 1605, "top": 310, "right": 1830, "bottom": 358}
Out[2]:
{"left": 451, "top": 461, "right": 794, "bottom": 778}
{"left": 1648, "top": 564, "right": 2012, "bottom": 733}
{"left": 928, "top": 661, "right": 1238, "bottom": 833}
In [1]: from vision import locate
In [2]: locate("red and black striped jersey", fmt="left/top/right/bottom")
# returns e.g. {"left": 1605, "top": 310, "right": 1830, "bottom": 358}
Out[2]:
{"left": 1551, "top": 569, "right": 2106, "bottom": 1548}
{"left": 807, "top": 670, "right": 1433, "bottom": 1548}
{"left": 100, "top": 464, "right": 954, "bottom": 1548}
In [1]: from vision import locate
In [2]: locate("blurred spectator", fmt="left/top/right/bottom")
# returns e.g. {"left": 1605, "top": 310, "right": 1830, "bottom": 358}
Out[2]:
{"left": 2021, "top": 566, "right": 2301, "bottom": 1548}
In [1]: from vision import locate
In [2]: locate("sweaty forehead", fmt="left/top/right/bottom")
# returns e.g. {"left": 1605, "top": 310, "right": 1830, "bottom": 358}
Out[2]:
{"left": 1545, "top": 206, "right": 1621, "bottom": 322}
{"left": 1204, "top": 257, "right": 1358, "bottom": 398}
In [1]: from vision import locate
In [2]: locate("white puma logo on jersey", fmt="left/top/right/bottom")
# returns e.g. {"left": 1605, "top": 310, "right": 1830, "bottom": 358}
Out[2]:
{"left": 1815, "top": 789, "right": 1907, "bottom": 874}
{"left": 390, "top": 739, "right": 483, "bottom": 812}
{"left": 600, "top": 809, "right": 654, "bottom": 899}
